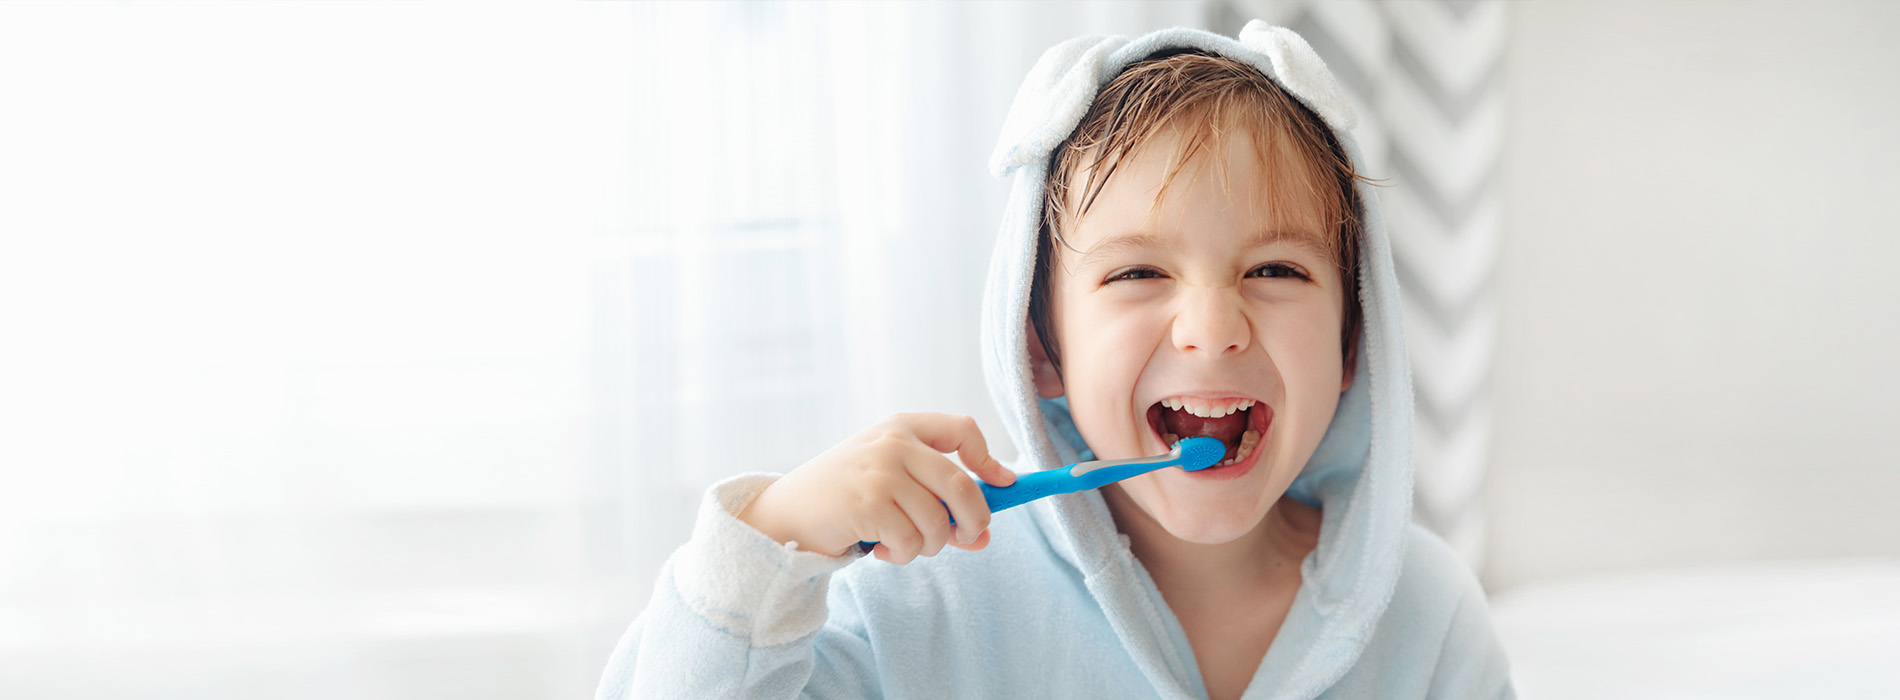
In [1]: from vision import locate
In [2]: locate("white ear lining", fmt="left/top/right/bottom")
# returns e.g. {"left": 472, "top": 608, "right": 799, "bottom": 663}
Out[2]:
{"left": 1237, "top": 20, "right": 1358, "bottom": 132}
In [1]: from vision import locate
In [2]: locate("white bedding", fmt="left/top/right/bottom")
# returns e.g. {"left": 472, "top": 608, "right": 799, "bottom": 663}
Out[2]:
{"left": 1489, "top": 558, "right": 1900, "bottom": 699}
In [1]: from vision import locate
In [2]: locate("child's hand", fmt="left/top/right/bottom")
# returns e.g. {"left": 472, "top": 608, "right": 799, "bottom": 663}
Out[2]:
{"left": 737, "top": 413, "right": 1017, "bottom": 563}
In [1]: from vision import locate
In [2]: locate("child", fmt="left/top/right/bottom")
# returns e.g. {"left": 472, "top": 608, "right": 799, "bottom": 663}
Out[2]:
{"left": 599, "top": 21, "right": 1513, "bottom": 700}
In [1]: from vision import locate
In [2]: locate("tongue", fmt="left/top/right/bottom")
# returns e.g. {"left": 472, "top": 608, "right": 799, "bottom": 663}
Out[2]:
{"left": 1162, "top": 407, "right": 1248, "bottom": 447}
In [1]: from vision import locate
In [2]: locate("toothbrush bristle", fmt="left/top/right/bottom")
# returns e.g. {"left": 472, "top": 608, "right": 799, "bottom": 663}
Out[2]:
{"left": 1175, "top": 437, "right": 1226, "bottom": 471}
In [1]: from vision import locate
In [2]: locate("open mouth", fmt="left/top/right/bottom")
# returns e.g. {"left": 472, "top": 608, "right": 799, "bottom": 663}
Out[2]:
{"left": 1145, "top": 396, "right": 1271, "bottom": 467}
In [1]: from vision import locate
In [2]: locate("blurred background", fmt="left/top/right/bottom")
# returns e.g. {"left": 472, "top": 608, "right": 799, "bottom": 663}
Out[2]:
{"left": 2, "top": 1, "right": 1896, "bottom": 698}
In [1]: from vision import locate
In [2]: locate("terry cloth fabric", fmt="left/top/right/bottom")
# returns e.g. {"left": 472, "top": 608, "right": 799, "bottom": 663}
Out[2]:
{"left": 596, "top": 20, "right": 1514, "bottom": 700}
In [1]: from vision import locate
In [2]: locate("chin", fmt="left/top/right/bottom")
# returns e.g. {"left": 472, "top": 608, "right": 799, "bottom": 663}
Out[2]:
{"left": 1159, "top": 518, "right": 1257, "bottom": 545}
{"left": 1134, "top": 474, "right": 1277, "bottom": 544}
{"left": 1152, "top": 502, "right": 1268, "bottom": 544}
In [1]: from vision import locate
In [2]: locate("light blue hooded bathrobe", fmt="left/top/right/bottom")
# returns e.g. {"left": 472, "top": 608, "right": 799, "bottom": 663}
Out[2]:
{"left": 598, "top": 21, "right": 1515, "bottom": 700}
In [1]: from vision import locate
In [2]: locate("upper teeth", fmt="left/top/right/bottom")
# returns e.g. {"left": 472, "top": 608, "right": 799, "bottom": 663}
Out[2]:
{"left": 1160, "top": 397, "right": 1256, "bottom": 418}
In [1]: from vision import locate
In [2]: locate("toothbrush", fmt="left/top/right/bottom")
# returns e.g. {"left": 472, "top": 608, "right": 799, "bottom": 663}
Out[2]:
{"left": 857, "top": 436, "right": 1227, "bottom": 554}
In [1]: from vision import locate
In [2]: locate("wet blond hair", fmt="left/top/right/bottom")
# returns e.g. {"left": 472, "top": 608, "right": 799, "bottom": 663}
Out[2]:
{"left": 1030, "top": 48, "right": 1371, "bottom": 372}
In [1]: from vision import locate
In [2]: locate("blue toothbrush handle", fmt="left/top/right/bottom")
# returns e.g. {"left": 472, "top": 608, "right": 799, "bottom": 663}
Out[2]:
{"left": 977, "top": 467, "right": 1077, "bottom": 512}
{"left": 855, "top": 469, "right": 1077, "bottom": 554}
{"left": 849, "top": 438, "right": 1223, "bottom": 556}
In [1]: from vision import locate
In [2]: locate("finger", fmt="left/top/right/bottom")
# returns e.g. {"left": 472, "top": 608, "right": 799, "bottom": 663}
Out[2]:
{"left": 899, "top": 413, "right": 1016, "bottom": 487}
{"left": 904, "top": 446, "right": 991, "bottom": 545}
{"left": 868, "top": 496, "right": 924, "bottom": 565}
{"left": 890, "top": 477, "right": 953, "bottom": 560}
{"left": 948, "top": 526, "right": 991, "bottom": 552}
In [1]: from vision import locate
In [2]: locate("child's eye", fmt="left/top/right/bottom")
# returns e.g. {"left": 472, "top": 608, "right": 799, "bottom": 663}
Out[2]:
{"left": 1247, "top": 263, "right": 1309, "bottom": 280}
{"left": 1104, "top": 266, "right": 1164, "bottom": 283}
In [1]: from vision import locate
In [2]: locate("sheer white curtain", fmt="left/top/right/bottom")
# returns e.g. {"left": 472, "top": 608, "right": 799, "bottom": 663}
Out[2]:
{"left": 0, "top": 3, "right": 634, "bottom": 698}
{"left": 0, "top": 2, "right": 1207, "bottom": 698}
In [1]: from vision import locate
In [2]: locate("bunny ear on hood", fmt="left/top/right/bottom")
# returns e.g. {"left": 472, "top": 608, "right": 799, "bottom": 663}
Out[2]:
{"left": 988, "top": 21, "right": 1357, "bottom": 179}
{"left": 977, "top": 21, "right": 1416, "bottom": 697}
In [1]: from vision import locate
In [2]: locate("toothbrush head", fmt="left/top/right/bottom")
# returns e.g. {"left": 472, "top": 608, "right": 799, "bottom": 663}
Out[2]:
{"left": 1173, "top": 436, "right": 1227, "bottom": 472}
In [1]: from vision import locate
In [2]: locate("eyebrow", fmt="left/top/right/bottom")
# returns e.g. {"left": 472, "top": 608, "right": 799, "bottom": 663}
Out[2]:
{"left": 1077, "top": 228, "right": 1326, "bottom": 266}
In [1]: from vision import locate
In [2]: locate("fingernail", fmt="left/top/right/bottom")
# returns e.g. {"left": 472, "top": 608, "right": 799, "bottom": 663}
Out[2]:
{"left": 955, "top": 525, "right": 976, "bottom": 545}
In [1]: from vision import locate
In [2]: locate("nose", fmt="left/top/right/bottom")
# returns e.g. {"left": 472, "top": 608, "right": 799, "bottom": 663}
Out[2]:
{"left": 1171, "top": 286, "right": 1250, "bottom": 357}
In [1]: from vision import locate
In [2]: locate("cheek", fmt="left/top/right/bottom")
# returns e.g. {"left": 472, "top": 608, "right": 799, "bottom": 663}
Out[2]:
{"left": 1052, "top": 286, "right": 1170, "bottom": 446}
{"left": 1060, "top": 284, "right": 1173, "bottom": 356}
{"left": 1258, "top": 307, "right": 1347, "bottom": 452}
{"left": 1261, "top": 306, "right": 1344, "bottom": 380}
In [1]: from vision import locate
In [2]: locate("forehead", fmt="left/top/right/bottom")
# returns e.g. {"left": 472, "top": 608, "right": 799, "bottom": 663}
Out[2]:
{"left": 1061, "top": 122, "right": 1336, "bottom": 254}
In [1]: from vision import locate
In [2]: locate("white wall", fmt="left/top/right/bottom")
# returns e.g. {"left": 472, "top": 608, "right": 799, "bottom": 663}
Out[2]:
{"left": 1486, "top": 0, "right": 1900, "bottom": 591}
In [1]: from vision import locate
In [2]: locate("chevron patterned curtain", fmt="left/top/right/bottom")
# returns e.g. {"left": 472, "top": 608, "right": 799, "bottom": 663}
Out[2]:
{"left": 1216, "top": 0, "right": 1507, "bottom": 572}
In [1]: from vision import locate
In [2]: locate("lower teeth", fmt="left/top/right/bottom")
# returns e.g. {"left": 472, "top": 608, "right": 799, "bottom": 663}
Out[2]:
{"left": 1214, "top": 429, "right": 1263, "bottom": 467}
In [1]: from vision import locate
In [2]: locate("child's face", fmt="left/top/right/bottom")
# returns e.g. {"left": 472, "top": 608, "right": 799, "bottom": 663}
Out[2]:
{"left": 1039, "top": 125, "right": 1352, "bottom": 545}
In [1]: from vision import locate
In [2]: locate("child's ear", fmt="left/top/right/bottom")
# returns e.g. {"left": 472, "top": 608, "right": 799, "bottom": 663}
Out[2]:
{"left": 1340, "top": 324, "right": 1361, "bottom": 393}
{"left": 1025, "top": 321, "right": 1065, "bottom": 399}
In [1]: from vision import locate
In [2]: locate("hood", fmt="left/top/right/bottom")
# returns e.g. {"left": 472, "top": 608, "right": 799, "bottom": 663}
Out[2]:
{"left": 978, "top": 21, "right": 1414, "bottom": 699}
